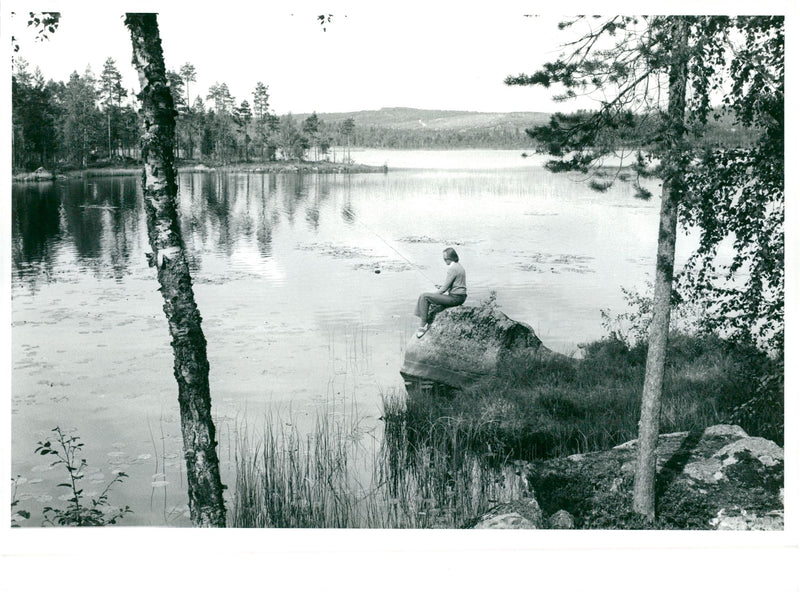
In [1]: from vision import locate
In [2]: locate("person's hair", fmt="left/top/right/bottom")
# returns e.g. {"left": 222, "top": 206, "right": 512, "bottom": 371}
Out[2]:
{"left": 443, "top": 247, "right": 459, "bottom": 262}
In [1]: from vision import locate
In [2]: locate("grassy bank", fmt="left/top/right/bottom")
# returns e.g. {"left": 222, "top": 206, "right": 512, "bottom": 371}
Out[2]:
{"left": 406, "top": 333, "right": 782, "bottom": 461}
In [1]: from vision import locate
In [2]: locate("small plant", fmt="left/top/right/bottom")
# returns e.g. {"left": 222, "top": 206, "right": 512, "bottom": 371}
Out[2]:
{"left": 34, "top": 427, "right": 131, "bottom": 526}
{"left": 10, "top": 476, "right": 30, "bottom": 527}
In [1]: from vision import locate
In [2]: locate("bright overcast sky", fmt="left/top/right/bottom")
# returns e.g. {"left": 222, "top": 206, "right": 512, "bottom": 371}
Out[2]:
{"left": 5, "top": 0, "right": 796, "bottom": 115}
{"left": 5, "top": 2, "right": 605, "bottom": 114}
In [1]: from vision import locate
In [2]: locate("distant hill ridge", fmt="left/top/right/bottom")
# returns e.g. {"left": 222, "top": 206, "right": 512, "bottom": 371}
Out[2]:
{"left": 287, "top": 106, "right": 748, "bottom": 150}
{"left": 291, "top": 107, "right": 552, "bottom": 131}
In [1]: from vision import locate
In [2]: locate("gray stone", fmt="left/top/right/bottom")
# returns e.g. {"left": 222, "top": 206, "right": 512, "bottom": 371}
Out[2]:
{"left": 683, "top": 457, "right": 726, "bottom": 484}
{"left": 714, "top": 437, "right": 784, "bottom": 467}
{"left": 681, "top": 434, "right": 783, "bottom": 485}
{"left": 548, "top": 510, "right": 575, "bottom": 529}
{"left": 473, "top": 512, "right": 537, "bottom": 529}
{"left": 703, "top": 424, "right": 749, "bottom": 439}
{"left": 401, "top": 300, "right": 567, "bottom": 387}
{"left": 525, "top": 424, "right": 783, "bottom": 530}
{"left": 613, "top": 439, "right": 638, "bottom": 451}
{"left": 711, "top": 509, "right": 785, "bottom": 531}
{"left": 472, "top": 497, "right": 544, "bottom": 529}
{"left": 614, "top": 431, "right": 689, "bottom": 451}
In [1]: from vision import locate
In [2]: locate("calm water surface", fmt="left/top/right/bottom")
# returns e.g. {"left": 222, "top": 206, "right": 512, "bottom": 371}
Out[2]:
{"left": 11, "top": 150, "right": 696, "bottom": 525}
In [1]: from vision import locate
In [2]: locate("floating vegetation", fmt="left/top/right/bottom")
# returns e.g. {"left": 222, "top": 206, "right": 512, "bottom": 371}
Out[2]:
{"left": 352, "top": 260, "right": 415, "bottom": 273}
{"left": 515, "top": 253, "right": 595, "bottom": 274}
{"left": 396, "top": 236, "right": 468, "bottom": 245}
{"left": 295, "top": 242, "right": 374, "bottom": 259}
{"left": 396, "top": 235, "right": 438, "bottom": 244}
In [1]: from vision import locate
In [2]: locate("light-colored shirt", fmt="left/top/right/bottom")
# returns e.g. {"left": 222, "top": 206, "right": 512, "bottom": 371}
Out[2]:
{"left": 440, "top": 262, "right": 467, "bottom": 295}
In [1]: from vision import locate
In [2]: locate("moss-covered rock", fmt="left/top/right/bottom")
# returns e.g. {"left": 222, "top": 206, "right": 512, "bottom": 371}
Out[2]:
{"left": 401, "top": 299, "right": 567, "bottom": 387}
{"left": 525, "top": 424, "right": 783, "bottom": 529}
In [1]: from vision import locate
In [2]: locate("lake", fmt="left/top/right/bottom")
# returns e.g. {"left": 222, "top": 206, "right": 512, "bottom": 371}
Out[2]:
{"left": 10, "top": 149, "right": 697, "bottom": 526}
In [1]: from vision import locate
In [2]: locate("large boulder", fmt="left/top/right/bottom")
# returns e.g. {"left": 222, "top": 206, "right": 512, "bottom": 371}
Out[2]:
{"left": 525, "top": 424, "right": 784, "bottom": 530}
{"left": 401, "top": 299, "right": 566, "bottom": 388}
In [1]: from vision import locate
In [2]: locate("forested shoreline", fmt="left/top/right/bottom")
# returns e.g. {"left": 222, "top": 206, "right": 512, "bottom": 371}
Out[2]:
{"left": 11, "top": 56, "right": 363, "bottom": 172}
{"left": 12, "top": 56, "right": 757, "bottom": 173}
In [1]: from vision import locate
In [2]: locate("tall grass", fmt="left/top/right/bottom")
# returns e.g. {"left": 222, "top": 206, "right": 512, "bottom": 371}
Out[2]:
{"left": 229, "top": 398, "right": 529, "bottom": 528}
{"left": 407, "top": 333, "right": 781, "bottom": 462}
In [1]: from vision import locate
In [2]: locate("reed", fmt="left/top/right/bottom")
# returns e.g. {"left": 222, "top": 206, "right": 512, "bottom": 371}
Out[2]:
{"left": 229, "top": 398, "right": 528, "bottom": 528}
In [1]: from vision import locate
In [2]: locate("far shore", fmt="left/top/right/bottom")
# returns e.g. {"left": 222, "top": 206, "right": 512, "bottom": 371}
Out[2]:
{"left": 12, "top": 160, "right": 387, "bottom": 182}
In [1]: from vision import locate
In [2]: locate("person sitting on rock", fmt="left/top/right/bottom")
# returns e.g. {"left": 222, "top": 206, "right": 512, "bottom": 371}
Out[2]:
{"left": 415, "top": 247, "right": 467, "bottom": 338}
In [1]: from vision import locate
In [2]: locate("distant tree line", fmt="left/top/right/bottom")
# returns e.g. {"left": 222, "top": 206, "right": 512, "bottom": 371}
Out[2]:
{"left": 317, "top": 123, "right": 534, "bottom": 149}
{"left": 312, "top": 110, "right": 752, "bottom": 151}
{"left": 12, "top": 55, "right": 756, "bottom": 173}
{"left": 11, "top": 57, "right": 358, "bottom": 172}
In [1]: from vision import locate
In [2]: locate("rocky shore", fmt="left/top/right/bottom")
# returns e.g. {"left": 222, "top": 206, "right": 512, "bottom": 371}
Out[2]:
{"left": 12, "top": 161, "right": 387, "bottom": 182}
{"left": 472, "top": 424, "right": 784, "bottom": 530}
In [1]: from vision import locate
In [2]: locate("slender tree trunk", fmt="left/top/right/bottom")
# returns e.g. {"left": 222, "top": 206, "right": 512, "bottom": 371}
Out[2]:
{"left": 125, "top": 13, "right": 226, "bottom": 527}
{"left": 632, "top": 16, "right": 689, "bottom": 521}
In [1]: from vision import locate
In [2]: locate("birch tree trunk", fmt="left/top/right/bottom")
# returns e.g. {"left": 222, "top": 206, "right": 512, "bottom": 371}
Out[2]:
{"left": 632, "top": 17, "right": 689, "bottom": 521}
{"left": 125, "top": 13, "right": 226, "bottom": 527}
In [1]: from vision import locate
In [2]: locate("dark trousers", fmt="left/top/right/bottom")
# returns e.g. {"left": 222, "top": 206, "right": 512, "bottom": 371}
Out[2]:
{"left": 415, "top": 292, "right": 466, "bottom": 324}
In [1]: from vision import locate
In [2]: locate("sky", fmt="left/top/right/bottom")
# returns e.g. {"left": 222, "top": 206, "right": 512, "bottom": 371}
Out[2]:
{"left": 6, "top": 2, "right": 594, "bottom": 114}
{"left": 8, "top": 2, "right": 796, "bottom": 116}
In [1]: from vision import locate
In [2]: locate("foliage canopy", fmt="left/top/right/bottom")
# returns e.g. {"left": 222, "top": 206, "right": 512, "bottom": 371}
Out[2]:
{"left": 506, "top": 16, "right": 784, "bottom": 351}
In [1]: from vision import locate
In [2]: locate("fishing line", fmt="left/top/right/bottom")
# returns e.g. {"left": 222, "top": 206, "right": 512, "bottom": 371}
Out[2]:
{"left": 342, "top": 205, "right": 437, "bottom": 284}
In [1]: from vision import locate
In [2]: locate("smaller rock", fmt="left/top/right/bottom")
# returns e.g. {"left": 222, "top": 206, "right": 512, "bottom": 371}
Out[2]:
{"left": 473, "top": 512, "right": 537, "bottom": 529}
{"left": 548, "top": 510, "right": 575, "bottom": 529}
{"left": 703, "top": 425, "right": 748, "bottom": 439}
{"left": 711, "top": 508, "right": 785, "bottom": 531}
{"left": 472, "top": 497, "right": 544, "bottom": 529}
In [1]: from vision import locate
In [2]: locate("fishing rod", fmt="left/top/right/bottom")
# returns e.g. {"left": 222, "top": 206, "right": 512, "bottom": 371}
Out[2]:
{"left": 342, "top": 205, "right": 438, "bottom": 285}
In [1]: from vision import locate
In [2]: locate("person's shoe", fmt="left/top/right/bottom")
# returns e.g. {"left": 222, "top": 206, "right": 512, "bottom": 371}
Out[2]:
{"left": 416, "top": 325, "right": 429, "bottom": 338}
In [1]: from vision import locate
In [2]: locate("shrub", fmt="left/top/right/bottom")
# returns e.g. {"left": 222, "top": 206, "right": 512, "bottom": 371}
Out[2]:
{"left": 33, "top": 427, "right": 131, "bottom": 527}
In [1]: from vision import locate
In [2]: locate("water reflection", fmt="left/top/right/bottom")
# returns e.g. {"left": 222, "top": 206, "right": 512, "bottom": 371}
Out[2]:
{"left": 12, "top": 177, "right": 143, "bottom": 287}
{"left": 11, "top": 182, "right": 61, "bottom": 277}
{"left": 12, "top": 168, "right": 670, "bottom": 329}
{"left": 13, "top": 172, "right": 359, "bottom": 287}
